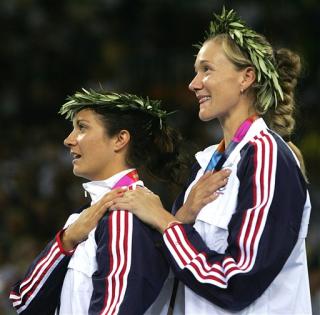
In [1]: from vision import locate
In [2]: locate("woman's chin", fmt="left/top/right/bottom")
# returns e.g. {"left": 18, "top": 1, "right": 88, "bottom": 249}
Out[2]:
{"left": 199, "top": 111, "right": 214, "bottom": 122}
{"left": 73, "top": 167, "right": 84, "bottom": 178}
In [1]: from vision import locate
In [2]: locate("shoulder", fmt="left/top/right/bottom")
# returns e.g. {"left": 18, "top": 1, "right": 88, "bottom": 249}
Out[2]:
{"left": 95, "top": 209, "right": 160, "bottom": 242}
{"left": 240, "top": 128, "right": 296, "bottom": 163}
{"left": 236, "top": 128, "right": 297, "bottom": 175}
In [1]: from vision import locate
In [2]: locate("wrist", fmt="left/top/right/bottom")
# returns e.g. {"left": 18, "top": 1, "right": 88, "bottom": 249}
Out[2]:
{"left": 156, "top": 209, "right": 177, "bottom": 234}
{"left": 61, "top": 228, "right": 78, "bottom": 252}
{"left": 175, "top": 205, "right": 193, "bottom": 224}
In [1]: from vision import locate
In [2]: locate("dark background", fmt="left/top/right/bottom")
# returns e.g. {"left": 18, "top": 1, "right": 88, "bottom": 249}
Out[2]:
{"left": 1, "top": 0, "right": 319, "bottom": 313}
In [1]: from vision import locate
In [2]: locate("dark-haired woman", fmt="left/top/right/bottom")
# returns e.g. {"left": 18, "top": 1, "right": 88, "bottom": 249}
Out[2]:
{"left": 9, "top": 90, "right": 229, "bottom": 315}
{"left": 111, "top": 9, "right": 312, "bottom": 314}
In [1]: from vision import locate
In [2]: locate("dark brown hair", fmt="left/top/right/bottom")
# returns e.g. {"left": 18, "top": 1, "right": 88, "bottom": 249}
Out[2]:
{"left": 89, "top": 107, "right": 187, "bottom": 184}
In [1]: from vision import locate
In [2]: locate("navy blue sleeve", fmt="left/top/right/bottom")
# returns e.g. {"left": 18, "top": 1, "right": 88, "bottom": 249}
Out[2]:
{"left": 162, "top": 131, "right": 307, "bottom": 311}
{"left": 172, "top": 162, "right": 201, "bottom": 215}
{"left": 89, "top": 210, "right": 169, "bottom": 315}
{"left": 9, "top": 231, "right": 72, "bottom": 314}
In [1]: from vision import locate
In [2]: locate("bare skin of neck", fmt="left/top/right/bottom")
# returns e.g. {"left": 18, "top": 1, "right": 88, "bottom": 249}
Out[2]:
{"left": 219, "top": 100, "right": 257, "bottom": 147}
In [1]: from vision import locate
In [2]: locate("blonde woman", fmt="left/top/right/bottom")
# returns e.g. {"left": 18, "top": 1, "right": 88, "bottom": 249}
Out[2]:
{"left": 112, "top": 8, "right": 312, "bottom": 315}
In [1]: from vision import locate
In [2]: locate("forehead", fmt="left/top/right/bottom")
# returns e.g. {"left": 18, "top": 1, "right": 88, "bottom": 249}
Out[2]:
{"left": 73, "top": 108, "right": 102, "bottom": 125}
{"left": 194, "top": 40, "right": 227, "bottom": 67}
{"left": 74, "top": 108, "right": 96, "bottom": 120}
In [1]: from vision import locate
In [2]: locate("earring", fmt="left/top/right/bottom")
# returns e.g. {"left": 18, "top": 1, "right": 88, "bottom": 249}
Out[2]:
{"left": 240, "top": 88, "right": 244, "bottom": 94}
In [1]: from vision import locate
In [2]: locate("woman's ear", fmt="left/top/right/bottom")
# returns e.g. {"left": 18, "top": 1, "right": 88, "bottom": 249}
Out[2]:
{"left": 114, "top": 130, "right": 131, "bottom": 152}
{"left": 240, "top": 66, "right": 256, "bottom": 92}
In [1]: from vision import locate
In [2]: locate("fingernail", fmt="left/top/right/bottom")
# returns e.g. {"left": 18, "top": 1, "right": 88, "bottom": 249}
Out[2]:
{"left": 224, "top": 169, "right": 231, "bottom": 174}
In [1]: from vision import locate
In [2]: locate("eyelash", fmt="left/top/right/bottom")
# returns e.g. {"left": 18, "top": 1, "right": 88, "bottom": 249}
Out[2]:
{"left": 203, "top": 65, "right": 211, "bottom": 72}
{"left": 78, "top": 123, "right": 86, "bottom": 131}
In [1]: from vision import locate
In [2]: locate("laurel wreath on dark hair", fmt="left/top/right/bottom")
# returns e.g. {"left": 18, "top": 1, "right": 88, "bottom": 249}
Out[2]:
{"left": 59, "top": 88, "right": 173, "bottom": 128}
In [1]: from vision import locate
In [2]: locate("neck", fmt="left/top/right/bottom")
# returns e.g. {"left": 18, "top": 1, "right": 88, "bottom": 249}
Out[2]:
{"left": 219, "top": 106, "right": 256, "bottom": 147}
{"left": 90, "top": 162, "right": 132, "bottom": 182}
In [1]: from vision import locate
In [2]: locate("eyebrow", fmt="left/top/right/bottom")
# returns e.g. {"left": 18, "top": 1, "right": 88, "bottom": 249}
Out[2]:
{"left": 194, "top": 59, "right": 211, "bottom": 70}
{"left": 73, "top": 118, "right": 90, "bottom": 126}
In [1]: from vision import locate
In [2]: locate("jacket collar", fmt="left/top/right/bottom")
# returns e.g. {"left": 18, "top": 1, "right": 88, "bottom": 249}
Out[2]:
{"left": 195, "top": 118, "right": 268, "bottom": 170}
{"left": 82, "top": 168, "right": 137, "bottom": 205}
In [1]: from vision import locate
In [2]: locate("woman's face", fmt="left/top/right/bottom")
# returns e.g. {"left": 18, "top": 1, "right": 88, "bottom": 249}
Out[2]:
{"left": 189, "top": 39, "right": 245, "bottom": 122}
{"left": 64, "top": 108, "right": 117, "bottom": 181}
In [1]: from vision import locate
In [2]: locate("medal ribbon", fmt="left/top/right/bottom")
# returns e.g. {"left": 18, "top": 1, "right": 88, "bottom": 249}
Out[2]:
{"left": 112, "top": 169, "right": 139, "bottom": 189}
{"left": 205, "top": 115, "right": 258, "bottom": 172}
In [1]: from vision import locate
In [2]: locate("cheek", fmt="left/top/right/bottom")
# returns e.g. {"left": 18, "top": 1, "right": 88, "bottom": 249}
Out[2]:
{"left": 76, "top": 134, "right": 85, "bottom": 146}
{"left": 94, "top": 141, "right": 112, "bottom": 158}
{"left": 203, "top": 76, "right": 220, "bottom": 92}
{"left": 202, "top": 76, "right": 210, "bottom": 86}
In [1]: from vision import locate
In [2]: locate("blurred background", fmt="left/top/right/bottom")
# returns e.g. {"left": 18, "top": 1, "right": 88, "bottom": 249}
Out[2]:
{"left": 0, "top": 0, "right": 319, "bottom": 314}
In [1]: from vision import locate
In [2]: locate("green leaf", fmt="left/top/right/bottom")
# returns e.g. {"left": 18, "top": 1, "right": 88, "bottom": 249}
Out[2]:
{"left": 229, "top": 22, "right": 244, "bottom": 29}
{"left": 272, "top": 75, "right": 284, "bottom": 100}
{"left": 258, "top": 57, "right": 269, "bottom": 77}
{"left": 233, "top": 29, "right": 243, "bottom": 45}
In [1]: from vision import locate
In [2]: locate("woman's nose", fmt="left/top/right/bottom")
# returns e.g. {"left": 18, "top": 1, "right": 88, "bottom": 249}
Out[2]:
{"left": 63, "top": 131, "right": 76, "bottom": 148}
{"left": 188, "top": 73, "right": 203, "bottom": 92}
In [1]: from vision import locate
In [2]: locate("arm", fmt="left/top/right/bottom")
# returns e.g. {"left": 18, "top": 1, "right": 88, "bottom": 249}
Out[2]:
{"left": 175, "top": 169, "right": 230, "bottom": 224}
{"left": 10, "top": 189, "right": 125, "bottom": 314}
{"left": 111, "top": 169, "right": 231, "bottom": 229}
{"left": 9, "top": 231, "right": 73, "bottom": 314}
{"left": 61, "top": 188, "right": 126, "bottom": 250}
{"left": 89, "top": 210, "right": 169, "bottom": 315}
{"left": 162, "top": 132, "right": 308, "bottom": 311}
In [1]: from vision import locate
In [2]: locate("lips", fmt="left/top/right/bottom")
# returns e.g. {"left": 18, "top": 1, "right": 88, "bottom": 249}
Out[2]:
{"left": 71, "top": 151, "right": 81, "bottom": 161}
{"left": 197, "top": 95, "right": 211, "bottom": 104}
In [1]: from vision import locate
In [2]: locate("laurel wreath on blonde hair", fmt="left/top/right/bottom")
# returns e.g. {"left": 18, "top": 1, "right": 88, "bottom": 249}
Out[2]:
{"left": 201, "top": 7, "right": 284, "bottom": 112}
{"left": 59, "top": 88, "right": 172, "bottom": 129}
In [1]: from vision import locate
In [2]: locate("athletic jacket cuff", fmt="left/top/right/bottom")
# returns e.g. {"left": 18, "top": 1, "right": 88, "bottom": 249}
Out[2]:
{"left": 56, "top": 229, "right": 77, "bottom": 256}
